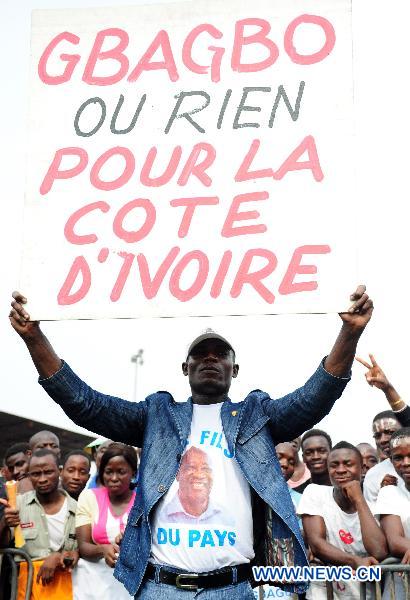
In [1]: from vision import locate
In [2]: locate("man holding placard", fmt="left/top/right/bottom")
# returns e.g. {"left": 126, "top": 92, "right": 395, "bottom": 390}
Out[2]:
{"left": 9, "top": 285, "right": 373, "bottom": 598}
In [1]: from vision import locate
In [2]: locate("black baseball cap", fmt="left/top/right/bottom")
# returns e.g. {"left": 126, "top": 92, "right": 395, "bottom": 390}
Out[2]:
{"left": 187, "top": 329, "right": 234, "bottom": 358}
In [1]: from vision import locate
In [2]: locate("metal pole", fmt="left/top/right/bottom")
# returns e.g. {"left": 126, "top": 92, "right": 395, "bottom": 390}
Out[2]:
{"left": 0, "top": 548, "right": 33, "bottom": 600}
{"left": 131, "top": 349, "right": 144, "bottom": 401}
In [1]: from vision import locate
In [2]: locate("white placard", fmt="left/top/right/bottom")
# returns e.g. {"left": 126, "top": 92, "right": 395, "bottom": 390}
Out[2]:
{"left": 20, "top": 0, "right": 355, "bottom": 319}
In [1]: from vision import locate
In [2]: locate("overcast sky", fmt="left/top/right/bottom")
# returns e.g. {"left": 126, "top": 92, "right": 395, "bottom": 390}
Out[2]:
{"left": 1, "top": 0, "right": 409, "bottom": 449}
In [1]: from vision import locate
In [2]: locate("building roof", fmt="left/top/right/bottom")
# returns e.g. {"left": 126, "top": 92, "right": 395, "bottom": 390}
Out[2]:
{"left": 0, "top": 411, "right": 95, "bottom": 462}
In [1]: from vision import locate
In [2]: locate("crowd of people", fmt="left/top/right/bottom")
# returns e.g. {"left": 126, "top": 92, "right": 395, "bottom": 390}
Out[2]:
{"left": 0, "top": 356, "right": 409, "bottom": 599}
{"left": 0, "top": 433, "right": 140, "bottom": 599}
{"left": 2, "top": 286, "right": 409, "bottom": 600}
{"left": 283, "top": 356, "right": 410, "bottom": 599}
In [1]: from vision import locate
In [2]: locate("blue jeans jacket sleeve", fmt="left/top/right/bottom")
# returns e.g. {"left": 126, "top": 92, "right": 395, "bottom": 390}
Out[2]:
{"left": 259, "top": 358, "right": 350, "bottom": 442}
{"left": 39, "top": 361, "right": 147, "bottom": 446}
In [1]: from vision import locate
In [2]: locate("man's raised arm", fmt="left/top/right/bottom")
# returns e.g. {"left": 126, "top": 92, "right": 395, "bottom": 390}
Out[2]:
{"left": 261, "top": 285, "right": 374, "bottom": 442}
{"left": 324, "top": 284, "right": 373, "bottom": 377}
{"left": 9, "top": 291, "right": 147, "bottom": 446}
{"left": 9, "top": 291, "right": 61, "bottom": 378}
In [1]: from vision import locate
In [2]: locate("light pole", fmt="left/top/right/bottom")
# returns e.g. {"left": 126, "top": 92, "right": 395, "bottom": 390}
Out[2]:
{"left": 131, "top": 349, "right": 144, "bottom": 402}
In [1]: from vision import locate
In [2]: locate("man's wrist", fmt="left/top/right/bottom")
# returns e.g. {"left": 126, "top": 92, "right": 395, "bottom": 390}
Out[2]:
{"left": 24, "top": 328, "right": 46, "bottom": 348}
{"left": 390, "top": 398, "right": 406, "bottom": 411}
{"left": 345, "top": 554, "right": 359, "bottom": 568}
{"left": 45, "top": 552, "right": 61, "bottom": 565}
{"left": 340, "top": 321, "right": 365, "bottom": 339}
{"left": 352, "top": 495, "right": 367, "bottom": 510}
{"left": 384, "top": 385, "right": 405, "bottom": 410}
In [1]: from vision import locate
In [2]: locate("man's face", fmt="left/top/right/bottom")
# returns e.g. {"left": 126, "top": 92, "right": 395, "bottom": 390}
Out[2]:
{"left": 29, "top": 455, "right": 60, "bottom": 496}
{"left": 372, "top": 418, "right": 401, "bottom": 458}
{"left": 31, "top": 434, "right": 61, "bottom": 459}
{"left": 61, "top": 455, "right": 90, "bottom": 498}
{"left": 276, "top": 443, "right": 296, "bottom": 481}
{"left": 182, "top": 339, "right": 238, "bottom": 397}
{"left": 5, "top": 452, "right": 30, "bottom": 481}
{"left": 356, "top": 443, "right": 378, "bottom": 478}
{"left": 302, "top": 435, "right": 330, "bottom": 475}
{"left": 390, "top": 436, "right": 410, "bottom": 490}
{"left": 328, "top": 448, "right": 362, "bottom": 489}
{"left": 177, "top": 447, "right": 213, "bottom": 512}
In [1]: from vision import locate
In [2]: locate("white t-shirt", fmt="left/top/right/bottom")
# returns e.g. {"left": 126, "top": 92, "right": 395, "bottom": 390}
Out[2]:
{"left": 45, "top": 498, "right": 68, "bottom": 551}
{"left": 298, "top": 485, "right": 368, "bottom": 600}
{"left": 374, "top": 484, "right": 410, "bottom": 537}
{"left": 363, "top": 459, "right": 406, "bottom": 511}
{"left": 150, "top": 402, "right": 254, "bottom": 571}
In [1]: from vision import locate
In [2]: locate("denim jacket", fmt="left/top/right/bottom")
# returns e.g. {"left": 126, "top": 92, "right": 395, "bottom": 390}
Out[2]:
{"left": 40, "top": 359, "right": 349, "bottom": 595}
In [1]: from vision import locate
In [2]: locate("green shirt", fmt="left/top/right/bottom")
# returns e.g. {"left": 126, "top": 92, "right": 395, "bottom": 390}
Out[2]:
{"left": 16, "top": 490, "right": 77, "bottom": 561}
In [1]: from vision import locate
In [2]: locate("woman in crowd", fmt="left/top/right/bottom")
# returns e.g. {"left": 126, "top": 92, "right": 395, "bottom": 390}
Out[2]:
{"left": 73, "top": 443, "right": 138, "bottom": 600}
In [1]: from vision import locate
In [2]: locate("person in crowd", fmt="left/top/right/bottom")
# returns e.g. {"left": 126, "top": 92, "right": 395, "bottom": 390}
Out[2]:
{"left": 373, "top": 411, "right": 402, "bottom": 461}
{"left": 298, "top": 442, "right": 388, "bottom": 599}
{"left": 376, "top": 428, "right": 410, "bottom": 557}
{"left": 294, "top": 429, "right": 332, "bottom": 493}
{"left": 0, "top": 449, "right": 78, "bottom": 600}
{"left": 356, "top": 443, "right": 379, "bottom": 482}
{"left": 73, "top": 443, "right": 138, "bottom": 599}
{"left": 356, "top": 354, "right": 410, "bottom": 433}
{"left": 275, "top": 442, "right": 302, "bottom": 517}
{"left": 29, "top": 430, "right": 61, "bottom": 460}
{"left": 357, "top": 354, "right": 410, "bottom": 507}
{"left": 9, "top": 285, "right": 373, "bottom": 598}
{"left": 4, "top": 443, "right": 33, "bottom": 493}
{"left": 363, "top": 411, "right": 404, "bottom": 508}
{"left": 374, "top": 428, "right": 410, "bottom": 599}
{"left": 61, "top": 451, "right": 91, "bottom": 501}
{"left": 84, "top": 438, "right": 104, "bottom": 486}
{"left": 86, "top": 440, "right": 113, "bottom": 489}
{"left": 288, "top": 437, "right": 311, "bottom": 491}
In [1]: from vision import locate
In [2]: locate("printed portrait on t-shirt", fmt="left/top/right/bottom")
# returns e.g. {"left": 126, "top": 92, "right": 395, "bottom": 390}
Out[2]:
{"left": 161, "top": 446, "right": 233, "bottom": 525}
